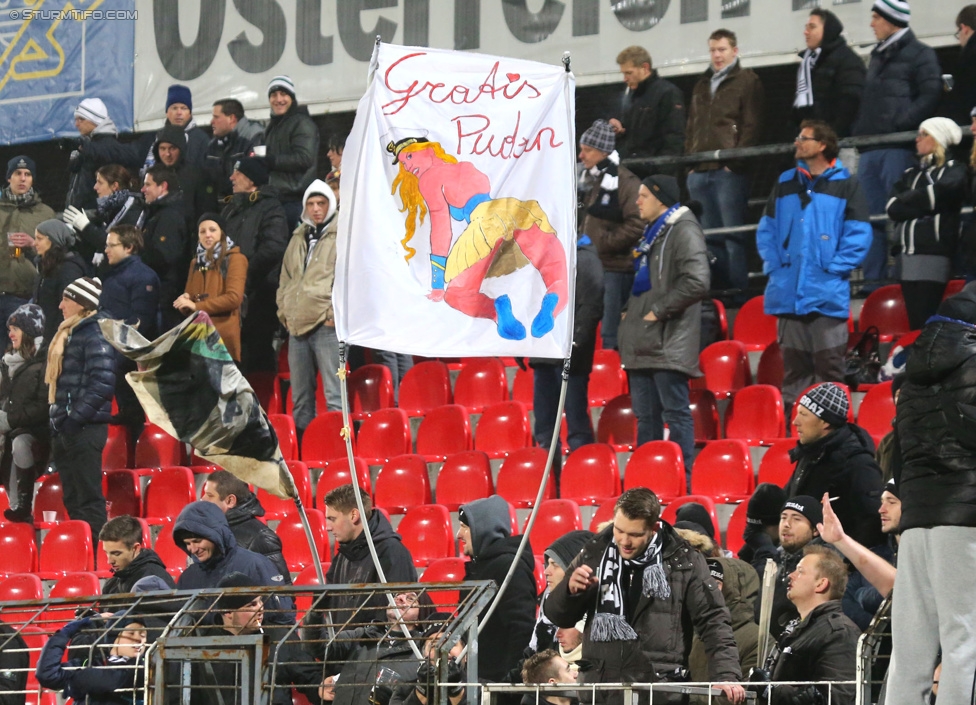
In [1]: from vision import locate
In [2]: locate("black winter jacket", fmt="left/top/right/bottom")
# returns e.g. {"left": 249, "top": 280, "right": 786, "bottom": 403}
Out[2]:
{"left": 767, "top": 602, "right": 859, "bottom": 705}
{"left": 324, "top": 624, "right": 429, "bottom": 705}
{"left": 49, "top": 312, "right": 116, "bottom": 435}
{"left": 140, "top": 191, "right": 189, "bottom": 310}
{"left": 99, "top": 254, "right": 161, "bottom": 340}
{"left": 152, "top": 125, "right": 218, "bottom": 232}
{"left": 220, "top": 187, "right": 289, "bottom": 292}
{"left": 887, "top": 159, "right": 968, "bottom": 260}
{"left": 939, "top": 37, "right": 976, "bottom": 125}
{"left": 102, "top": 548, "right": 176, "bottom": 595}
{"left": 852, "top": 29, "right": 942, "bottom": 140}
{"left": 545, "top": 523, "right": 741, "bottom": 702}
{"left": 0, "top": 345, "right": 49, "bottom": 442}
{"left": 204, "top": 118, "right": 264, "bottom": 203}
{"left": 264, "top": 104, "right": 319, "bottom": 201}
{"left": 792, "top": 35, "right": 866, "bottom": 138}
{"left": 0, "top": 624, "right": 28, "bottom": 705}
{"left": 34, "top": 251, "right": 87, "bottom": 341}
{"left": 225, "top": 492, "right": 291, "bottom": 582}
{"left": 614, "top": 72, "right": 685, "bottom": 176}
{"left": 896, "top": 284, "right": 976, "bottom": 530}
{"left": 785, "top": 424, "right": 884, "bottom": 547}
{"left": 750, "top": 540, "right": 826, "bottom": 641}
{"left": 66, "top": 132, "right": 144, "bottom": 211}
{"left": 76, "top": 192, "right": 146, "bottom": 274}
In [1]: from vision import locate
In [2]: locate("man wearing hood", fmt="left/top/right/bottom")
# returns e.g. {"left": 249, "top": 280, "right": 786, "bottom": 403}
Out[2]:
{"left": 139, "top": 165, "right": 189, "bottom": 329}
{"left": 263, "top": 76, "right": 319, "bottom": 231}
{"left": 277, "top": 179, "right": 340, "bottom": 431}
{"left": 457, "top": 494, "right": 537, "bottom": 682}
{"left": 545, "top": 488, "right": 743, "bottom": 704}
{"left": 172, "top": 501, "right": 293, "bottom": 625}
{"left": 792, "top": 10, "right": 866, "bottom": 138}
{"left": 151, "top": 123, "right": 217, "bottom": 232}
{"left": 205, "top": 98, "right": 264, "bottom": 202}
{"left": 99, "top": 515, "right": 176, "bottom": 594}
{"left": 0, "top": 156, "right": 47, "bottom": 324}
{"left": 201, "top": 469, "right": 291, "bottom": 582}
{"left": 65, "top": 98, "right": 142, "bottom": 210}
{"left": 221, "top": 156, "right": 289, "bottom": 372}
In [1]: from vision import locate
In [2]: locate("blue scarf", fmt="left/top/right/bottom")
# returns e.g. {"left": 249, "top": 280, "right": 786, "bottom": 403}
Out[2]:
{"left": 631, "top": 204, "right": 680, "bottom": 296}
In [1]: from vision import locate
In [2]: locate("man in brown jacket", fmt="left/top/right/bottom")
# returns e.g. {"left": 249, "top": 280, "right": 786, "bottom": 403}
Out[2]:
{"left": 686, "top": 28, "right": 764, "bottom": 302}
{"left": 578, "top": 120, "right": 645, "bottom": 350}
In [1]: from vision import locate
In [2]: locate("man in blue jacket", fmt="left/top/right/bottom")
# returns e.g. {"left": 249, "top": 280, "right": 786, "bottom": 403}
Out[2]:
{"left": 756, "top": 120, "right": 871, "bottom": 408}
{"left": 173, "top": 501, "right": 294, "bottom": 625}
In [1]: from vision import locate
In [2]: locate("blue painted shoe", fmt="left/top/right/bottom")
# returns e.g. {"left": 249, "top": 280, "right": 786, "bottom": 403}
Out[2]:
{"left": 494, "top": 295, "right": 526, "bottom": 340}
{"left": 531, "top": 292, "right": 558, "bottom": 338}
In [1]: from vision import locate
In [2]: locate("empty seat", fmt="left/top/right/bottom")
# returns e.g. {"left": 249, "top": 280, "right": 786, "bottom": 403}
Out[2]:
{"left": 420, "top": 557, "right": 465, "bottom": 608}
{"left": 660, "top": 495, "right": 720, "bottom": 532}
{"left": 144, "top": 466, "right": 196, "bottom": 525}
{"left": 689, "top": 388, "right": 721, "bottom": 444}
{"left": 757, "top": 439, "right": 797, "bottom": 488}
{"left": 474, "top": 401, "right": 531, "bottom": 459}
{"left": 724, "top": 385, "right": 786, "bottom": 445}
{"left": 416, "top": 405, "right": 472, "bottom": 461}
{"left": 398, "top": 361, "right": 452, "bottom": 417}
{"left": 524, "top": 499, "right": 583, "bottom": 554}
{"left": 623, "top": 440, "right": 685, "bottom": 503}
{"left": 33, "top": 474, "right": 68, "bottom": 525}
{"left": 943, "top": 279, "right": 966, "bottom": 300}
{"left": 104, "top": 469, "right": 142, "bottom": 518}
{"left": 756, "top": 342, "right": 784, "bottom": 389}
{"left": 38, "top": 520, "right": 95, "bottom": 579}
{"left": 258, "top": 460, "right": 313, "bottom": 520}
{"left": 374, "top": 455, "right": 433, "bottom": 514}
{"left": 434, "top": 451, "right": 493, "bottom": 510}
{"left": 453, "top": 358, "right": 507, "bottom": 413}
{"left": 859, "top": 284, "right": 910, "bottom": 340}
{"left": 357, "top": 408, "right": 412, "bottom": 464}
{"left": 690, "top": 440, "right": 755, "bottom": 504}
{"left": 559, "top": 444, "right": 621, "bottom": 505}
{"left": 588, "top": 498, "right": 620, "bottom": 533}
{"left": 397, "top": 504, "right": 455, "bottom": 567}
{"left": 292, "top": 563, "right": 331, "bottom": 622}
{"left": 315, "top": 457, "right": 373, "bottom": 504}
{"left": 46, "top": 572, "right": 102, "bottom": 629}
{"left": 348, "top": 364, "right": 395, "bottom": 420}
{"left": 102, "top": 424, "right": 131, "bottom": 470}
{"left": 695, "top": 340, "right": 753, "bottom": 399}
{"left": 496, "top": 448, "right": 557, "bottom": 508}
{"left": 0, "top": 573, "right": 43, "bottom": 603}
{"left": 135, "top": 423, "right": 184, "bottom": 468}
{"left": 725, "top": 501, "right": 749, "bottom": 557}
{"left": 857, "top": 381, "right": 896, "bottom": 444}
{"left": 268, "top": 413, "right": 299, "bottom": 461}
{"left": 246, "top": 370, "right": 283, "bottom": 414}
{"left": 732, "top": 296, "right": 778, "bottom": 351}
{"left": 712, "top": 299, "right": 729, "bottom": 340}
{"left": 301, "top": 411, "right": 352, "bottom": 465}
{"left": 276, "top": 509, "right": 330, "bottom": 571}
{"left": 596, "top": 394, "right": 637, "bottom": 452}
{"left": 511, "top": 366, "right": 534, "bottom": 410}
{"left": 588, "top": 350, "right": 627, "bottom": 407}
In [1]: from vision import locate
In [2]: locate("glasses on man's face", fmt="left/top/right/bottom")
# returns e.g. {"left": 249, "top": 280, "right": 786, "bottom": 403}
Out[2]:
{"left": 795, "top": 135, "right": 819, "bottom": 143}
{"left": 105, "top": 241, "right": 123, "bottom": 249}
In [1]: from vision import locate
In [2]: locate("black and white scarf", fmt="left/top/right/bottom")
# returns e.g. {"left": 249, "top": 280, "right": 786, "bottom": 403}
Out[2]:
{"left": 581, "top": 151, "right": 623, "bottom": 223}
{"left": 793, "top": 48, "right": 821, "bottom": 109}
{"left": 2, "top": 186, "right": 37, "bottom": 206}
{"left": 195, "top": 235, "right": 236, "bottom": 271}
{"left": 590, "top": 531, "right": 670, "bottom": 642}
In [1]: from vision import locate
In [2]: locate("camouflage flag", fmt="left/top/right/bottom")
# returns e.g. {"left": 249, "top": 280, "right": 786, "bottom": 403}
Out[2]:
{"left": 100, "top": 312, "right": 293, "bottom": 499}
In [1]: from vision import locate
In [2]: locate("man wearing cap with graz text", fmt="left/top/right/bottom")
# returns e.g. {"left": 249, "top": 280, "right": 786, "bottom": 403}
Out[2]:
{"left": 785, "top": 382, "right": 884, "bottom": 548}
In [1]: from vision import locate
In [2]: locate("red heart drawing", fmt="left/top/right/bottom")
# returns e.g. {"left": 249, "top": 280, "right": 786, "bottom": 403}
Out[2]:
{"left": 506, "top": 73, "right": 520, "bottom": 83}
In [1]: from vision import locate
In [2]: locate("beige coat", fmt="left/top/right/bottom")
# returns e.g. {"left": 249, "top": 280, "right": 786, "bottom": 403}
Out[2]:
{"left": 277, "top": 218, "right": 337, "bottom": 337}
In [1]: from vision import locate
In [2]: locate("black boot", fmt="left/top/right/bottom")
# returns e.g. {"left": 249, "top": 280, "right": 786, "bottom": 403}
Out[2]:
{"left": 3, "top": 494, "right": 33, "bottom": 523}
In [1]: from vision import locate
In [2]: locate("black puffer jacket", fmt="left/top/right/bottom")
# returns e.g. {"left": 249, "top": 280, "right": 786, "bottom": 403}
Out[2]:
{"left": 896, "top": 283, "right": 976, "bottom": 530}
{"left": 264, "top": 103, "right": 319, "bottom": 202}
{"left": 102, "top": 548, "right": 175, "bottom": 595}
{"left": 75, "top": 192, "right": 145, "bottom": 274}
{"left": 225, "top": 492, "right": 291, "bottom": 582}
{"left": 34, "top": 251, "right": 87, "bottom": 341}
{"left": 887, "top": 159, "right": 968, "bottom": 260}
{"left": 785, "top": 424, "right": 884, "bottom": 548}
{"left": 751, "top": 540, "right": 826, "bottom": 641}
{"left": 852, "top": 29, "right": 942, "bottom": 139}
{"left": 0, "top": 345, "right": 49, "bottom": 442}
{"left": 141, "top": 190, "right": 189, "bottom": 311}
{"left": 614, "top": 71, "right": 685, "bottom": 175}
{"left": 792, "top": 27, "right": 866, "bottom": 137}
{"left": 49, "top": 312, "right": 116, "bottom": 434}
{"left": 220, "top": 187, "right": 289, "bottom": 291}
{"left": 939, "top": 36, "right": 976, "bottom": 125}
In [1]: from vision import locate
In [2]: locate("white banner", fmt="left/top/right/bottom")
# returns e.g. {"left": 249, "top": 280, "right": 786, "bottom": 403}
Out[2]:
{"left": 334, "top": 43, "right": 576, "bottom": 359}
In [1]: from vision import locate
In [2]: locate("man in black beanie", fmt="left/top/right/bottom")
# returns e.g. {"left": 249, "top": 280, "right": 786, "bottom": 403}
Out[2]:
{"left": 737, "top": 482, "right": 787, "bottom": 564}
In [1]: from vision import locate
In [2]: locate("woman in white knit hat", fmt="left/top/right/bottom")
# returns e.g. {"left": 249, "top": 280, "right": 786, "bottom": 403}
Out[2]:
{"left": 885, "top": 116, "right": 968, "bottom": 329}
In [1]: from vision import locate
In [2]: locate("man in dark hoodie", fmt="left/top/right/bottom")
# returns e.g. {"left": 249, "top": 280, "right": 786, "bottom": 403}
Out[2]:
{"left": 784, "top": 382, "right": 884, "bottom": 548}
{"left": 457, "top": 494, "right": 537, "bottom": 682}
{"left": 201, "top": 469, "right": 291, "bottom": 582}
{"left": 151, "top": 123, "right": 217, "bottom": 232}
{"left": 172, "top": 501, "right": 293, "bottom": 625}
{"left": 263, "top": 75, "right": 319, "bottom": 231}
{"left": 139, "top": 165, "right": 189, "bottom": 329}
{"left": 99, "top": 515, "right": 176, "bottom": 594}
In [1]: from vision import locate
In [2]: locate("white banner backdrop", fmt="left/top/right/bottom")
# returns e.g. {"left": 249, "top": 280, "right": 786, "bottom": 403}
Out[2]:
{"left": 334, "top": 43, "right": 577, "bottom": 359}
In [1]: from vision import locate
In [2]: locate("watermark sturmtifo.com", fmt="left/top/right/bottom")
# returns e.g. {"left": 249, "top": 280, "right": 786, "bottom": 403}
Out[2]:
{"left": 8, "top": 9, "right": 138, "bottom": 20}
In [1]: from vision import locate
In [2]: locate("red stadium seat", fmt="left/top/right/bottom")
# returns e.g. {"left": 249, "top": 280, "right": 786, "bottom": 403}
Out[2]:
{"left": 724, "top": 385, "right": 786, "bottom": 445}
{"left": 757, "top": 439, "right": 797, "bottom": 488}
{"left": 268, "top": 413, "right": 299, "bottom": 461}
{"left": 588, "top": 349, "right": 627, "bottom": 407}
{"left": 292, "top": 563, "right": 331, "bottom": 622}
{"left": 858, "top": 381, "right": 896, "bottom": 444}
{"left": 524, "top": 499, "right": 582, "bottom": 554}
{"left": 695, "top": 340, "right": 753, "bottom": 400}
{"left": 104, "top": 469, "right": 142, "bottom": 518}
{"left": 246, "top": 370, "right": 283, "bottom": 414}
{"left": 623, "top": 440, "right": 685, "bottom": 502}
{"left": 33, "top": 474, "right": 68, "bottom": 525}
{"left": 258, "top": 461, "right": 313, "bottom": 520}
{"left": 374, "top": 455, "right": 433, "bottom": 514}
{"left": 732, "top": 296, "right": 778, "bottom": 351}
{"left": 859, "top": 284, "right": 911, "bottom": 340}
{"left": 0, "top": 486, "right": 7, "bottom": 515}
{"left": 713, "top": 299, "right": 729, "bottom": 340}
{"left": 496, "top": 447, "right": 557, "bottom": 508}
{"left": 474, "top": 401, "right": 531, "bottom": 459}
{"left": 691, "top": 440, "right": 755, "bottom": 503}
{"left": 276, "top": 509, "right": 330, "bottom": 571}
{"left": 943, "top": 279, "right": 966, "bottom": 300}
{"left": 511, "top": 366, "right": 534, "bottom": 410}
{"left": 46, "top": 572, "right": 101, "bottom": 629}
{"left": 756, "top": 342, "right": 784, "bottom": 389}
{"left": 559, "top": 444, "right": 621, "bottom": 505}
{"left": 416, "top": 405, "right": 472, "bottom": 461}
{"left": 316, "top": 457, "right": 372, "bottom": 504}
{"left": 397, "top": 504, "right": 455, "bottom": 567}
{"left": 0, "top": 574, "right": 43, "bottom": 603}
{"left": 434, "top": 451, "right": 493, "bottom": 510}
{"left": 103, "top": 424, "right": 131, "bottom": 470}
{"left": 661, "top": 495, "right": 719, "bottom": 531}
{"left": 689, "top": 388, "right": 721, "bottom": 444}
{"left": 725, "top": 501, "right": 749, "bottom": 557}
{"left": 38, "top": 520, "right": 95, "bottom": 579}
{"left": 135, "top": 423, "right": 185, "bottom": 468}
{"left": 533, "top": 556, "right": 546, "bottom": 596}
{"left": 398, "top": 361, "right": 453, "bottom": 417}
{"left": 588, "top": 498, "right": 620, "bottom": 532}
{"left": 301, "top": 411, "right": 352, "bottom": 465}
{"left": 596, "top": 394, "right": 637, "bottom": 452}
{"left": 453, "top": 358, "right": 507, "bottom": 413}
{"left": 154, "top": 520, "right": 187, "bottom": 577}
{"left": 357, "top": 408, "right": 412, "bottom": 464}
{"left": 348, "top": 364, "right": 395, "bottom": 420}
{"left": 420, "top": 557, "right": 465, "bottom": 608}
{"left": 144, "top": 466, "right": 196, "bottom": 525}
